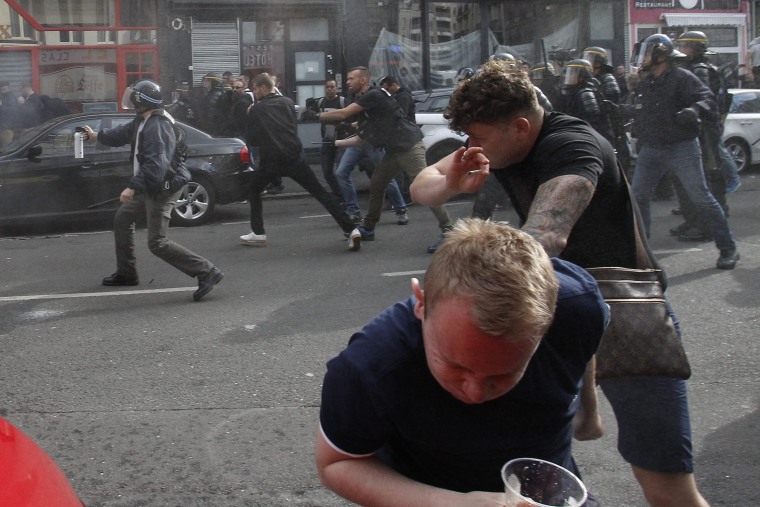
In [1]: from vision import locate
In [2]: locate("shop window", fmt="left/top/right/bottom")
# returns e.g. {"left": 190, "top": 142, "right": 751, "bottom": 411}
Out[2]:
{"left": 636, "top": 27, "right": 659, "bottom": 42}
{"left": 241, "top": 21, "right": 285, "bottom": 44}
{"left": 290, "top": 18, "right": 328, "bottom": 42}
{"left": 697, "top": 27, "right": 738, "bottom": 48}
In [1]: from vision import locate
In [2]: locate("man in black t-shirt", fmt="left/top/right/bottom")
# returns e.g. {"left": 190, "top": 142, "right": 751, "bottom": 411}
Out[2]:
{"left": 411, "top": 61, "right": 710, "bottom": 507}
{"left": 318, "top": 66, "right": 452, "bottom": 250}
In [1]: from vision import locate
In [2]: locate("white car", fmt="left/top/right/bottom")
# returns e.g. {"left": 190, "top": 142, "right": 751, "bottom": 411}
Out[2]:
{"left": 416, "top": 111, "right": 466, "bottom": 165}
{"left": 413, "top": 88, "right": 466, "bottom": 164}
{"left": 723, "top": 88, "right": 760, "bottom": 172}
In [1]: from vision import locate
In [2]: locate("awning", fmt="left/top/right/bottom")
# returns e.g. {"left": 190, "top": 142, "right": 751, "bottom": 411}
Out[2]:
{"left": 661, "top": 13, "right": 747, "bottom": 27}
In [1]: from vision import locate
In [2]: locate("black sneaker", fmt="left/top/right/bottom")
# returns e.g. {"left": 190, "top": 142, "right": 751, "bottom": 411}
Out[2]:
{"left": 427, "top": 234, "right": 445, "bottom": 254}
{"left": 716, "top": 250, "right": 740, "bottom": 270}
{"left": 194, "top": 267, "right": 224, "bottom": 301}
{"left": 102, "top": 273, "right": 139, "bottom": 286}
{"left": 669, "top": 221, "right": 689, "bottom": 237}
{"left": 263, "top": 184, "right": 285, "bottom": 195}
{"left": 677, "top": 228, "right": 712, "bottom": 242}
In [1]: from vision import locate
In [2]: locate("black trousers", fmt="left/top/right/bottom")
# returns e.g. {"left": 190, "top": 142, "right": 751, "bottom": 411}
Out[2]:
{"left": 248, "top": 154, "right": 355, "bottom": 235}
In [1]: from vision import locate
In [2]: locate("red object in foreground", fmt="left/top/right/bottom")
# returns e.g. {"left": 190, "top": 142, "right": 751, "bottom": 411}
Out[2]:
{"left": 0, "top": 417, "right": 84, "bottom": 507}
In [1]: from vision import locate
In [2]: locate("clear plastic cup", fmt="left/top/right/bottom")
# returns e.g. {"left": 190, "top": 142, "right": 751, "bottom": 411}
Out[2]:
{"left": 501, "top": 458, "right": 587, "bottom": 507}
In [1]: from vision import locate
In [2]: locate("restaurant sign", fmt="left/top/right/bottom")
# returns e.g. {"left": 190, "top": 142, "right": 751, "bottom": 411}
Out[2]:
{"left": 634, "top": 0, "right": 738, "bottom": 8}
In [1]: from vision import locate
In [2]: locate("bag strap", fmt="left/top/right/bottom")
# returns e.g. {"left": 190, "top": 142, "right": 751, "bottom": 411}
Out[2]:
{"left": 617, "top": 167, "right": 651, "bottom": 269}
{"left": 616, "top": 162, "right": 669, "bottom": 287}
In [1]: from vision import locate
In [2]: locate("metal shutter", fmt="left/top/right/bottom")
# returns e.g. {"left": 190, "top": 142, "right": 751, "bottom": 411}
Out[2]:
{"left": 190, "top": 21, "right": 241, "bottom": 86}
{"left": 0, "top": 50, "right": 33, "bottom": 93}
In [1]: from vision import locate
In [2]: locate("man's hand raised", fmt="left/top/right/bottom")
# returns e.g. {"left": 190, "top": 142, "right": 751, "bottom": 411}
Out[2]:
{"left": 447, "top": 146, "right": 490, "bottom": 193}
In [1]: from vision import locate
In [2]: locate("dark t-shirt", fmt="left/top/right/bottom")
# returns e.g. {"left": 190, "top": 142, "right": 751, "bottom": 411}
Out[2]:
{"left": 493, "top": 111, "right": 637, "bottom": 269}
{"left": 355, "top": 87, "right": 423, "bottom": 152}
{"left": 320, "top": 258, "right": 607, "bottom": 493}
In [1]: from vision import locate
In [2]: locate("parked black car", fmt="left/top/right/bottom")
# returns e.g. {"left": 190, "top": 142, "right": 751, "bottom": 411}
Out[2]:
{"left": 0, "top": 113, "right": 251, "bottom": 231}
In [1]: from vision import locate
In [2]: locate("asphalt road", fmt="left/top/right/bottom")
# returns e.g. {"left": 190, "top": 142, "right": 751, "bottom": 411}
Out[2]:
{"left": 1, "top": 170, "right": 758, "bottom": 507}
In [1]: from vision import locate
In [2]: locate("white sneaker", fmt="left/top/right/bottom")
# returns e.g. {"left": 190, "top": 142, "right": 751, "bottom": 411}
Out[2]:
{"left": 240, "top": 231, "right": 267, "bottom": 246}
{"left": 347, "top": 228, "right": 362, "bottom": 251}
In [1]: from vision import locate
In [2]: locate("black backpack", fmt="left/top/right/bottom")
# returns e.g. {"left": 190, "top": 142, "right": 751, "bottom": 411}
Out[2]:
{"left": 356, "top": 88, "right": 421, "bottom": 151}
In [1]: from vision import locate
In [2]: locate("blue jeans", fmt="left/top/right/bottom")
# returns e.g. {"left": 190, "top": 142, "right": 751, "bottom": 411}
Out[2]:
{"left": 600, "top": 299, "right": 695, "bottom": 473}
{"left": 320, "top": 144, "right": 344, "bottom": 198}
{"left": 632, "top": 138, "right": 736, "bottom": 254}
{"left": 335, "top": 141, "right": 406, "bottom": 216}
{"left": 717, "top": 137, "right": 740, "bottom": 189}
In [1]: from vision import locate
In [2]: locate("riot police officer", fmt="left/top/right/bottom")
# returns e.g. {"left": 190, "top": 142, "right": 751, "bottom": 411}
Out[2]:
{"left": 557, "top": 59, "right": 610, "bottom": 138}
{"left": 669, "top": 31, "right": 740, "bottom": 241}
{"left": 582, "top": 46, "right": 621, "bottom": 103}
{"left": 528, "top": 61, "right": 561, "bottom": 108}
{"left": 582, "top": 46, "right": 631, "bottom": 170}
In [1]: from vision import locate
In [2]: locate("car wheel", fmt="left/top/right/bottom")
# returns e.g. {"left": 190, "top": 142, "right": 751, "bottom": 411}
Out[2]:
{"left": 725, "top": 137, "right": 750, "bottom": 173}
{"left": 171, "top": 176, "right": 216, "bottom": 226}
{"left": 426, "top": 140, "right": 465, "bottom": 166}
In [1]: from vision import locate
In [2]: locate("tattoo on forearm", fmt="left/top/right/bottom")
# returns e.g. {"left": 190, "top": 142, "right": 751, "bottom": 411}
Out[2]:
{"left": 523, "top": 176, "right": 595, "bottom": 257}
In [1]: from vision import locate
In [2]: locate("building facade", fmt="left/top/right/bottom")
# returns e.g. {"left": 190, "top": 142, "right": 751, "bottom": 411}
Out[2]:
{"left": 0, "top": 0, "right": 164, "bottom": 112}
{"left": 0, "top": 0, "right": 753, "bottom": 114}
{"left": 628, "top": 0, "right": 750, "bottom": 77}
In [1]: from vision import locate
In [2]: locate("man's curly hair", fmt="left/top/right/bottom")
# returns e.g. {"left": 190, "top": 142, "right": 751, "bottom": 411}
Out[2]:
{"left": 446, "top": 60, "right": 540, "bottom": 134}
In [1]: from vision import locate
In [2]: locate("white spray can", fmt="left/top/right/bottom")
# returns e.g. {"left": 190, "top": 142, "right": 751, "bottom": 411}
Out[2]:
{"left": 74, "top": 130, "right": 84, "bottom": 158}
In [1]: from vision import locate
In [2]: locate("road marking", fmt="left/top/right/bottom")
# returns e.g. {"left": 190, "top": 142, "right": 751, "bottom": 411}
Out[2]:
{"left": 0, "top": 287, "right": 195, "bottom": 302}
{"left": 382, "top": 270, "right": 426, "bottom": 277}
{"left": 653, "top": 247, "right": 703, "bottom": 255}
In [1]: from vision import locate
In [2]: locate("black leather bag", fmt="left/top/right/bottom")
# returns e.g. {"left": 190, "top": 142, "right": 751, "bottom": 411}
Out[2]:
{"left": 590, "top": 166, "right": 691, "bottom": 380}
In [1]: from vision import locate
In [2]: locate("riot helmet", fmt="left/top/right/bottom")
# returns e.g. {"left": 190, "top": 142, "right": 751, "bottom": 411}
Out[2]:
{"left": 455, "top": 67, "right": 476, "bottom": 82}
{"left": 560, "top": 59, "right": 593, "bottom": 90}
{"left": 631, "top": 34, "right": 685, "bottom": 70}
{"left": 121, "top": 80, "right": 163, "bottom": 112}
{"left": 490, "top": 52, "right": 517, "bottom": 64}
{"left": 675, "top": 31, "right": 715, "bottom": 58}
{"left": 582, "top": 46, "right": 610, "bottom": 68}
{"left": 202, "top": 72, "right": 224, "bottom": 90}
{"left": 528, "top": 62, "right": 556, "bottom": 84}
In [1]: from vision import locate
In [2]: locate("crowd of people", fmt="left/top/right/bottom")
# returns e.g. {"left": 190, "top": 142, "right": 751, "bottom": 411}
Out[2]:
{"left": 65, "top": 31, "right": 744, "bottom": 504}
{"left": 0, "top": 81, "right": 70, "bottom": 149}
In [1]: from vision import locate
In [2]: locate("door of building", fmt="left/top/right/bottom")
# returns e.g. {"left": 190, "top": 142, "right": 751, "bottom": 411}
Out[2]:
{"left": 290, "top": 43, "right": 334, "bottom": 108}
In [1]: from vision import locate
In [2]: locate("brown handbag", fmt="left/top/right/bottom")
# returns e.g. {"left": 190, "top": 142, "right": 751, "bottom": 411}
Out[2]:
{"left": 588, "top": 168, "right": 691, "bottom": 380}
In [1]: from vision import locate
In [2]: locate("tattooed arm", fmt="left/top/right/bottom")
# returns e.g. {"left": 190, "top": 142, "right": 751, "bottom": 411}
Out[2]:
{"left": 522, "top": 174, "right": 596, "bottom": 257}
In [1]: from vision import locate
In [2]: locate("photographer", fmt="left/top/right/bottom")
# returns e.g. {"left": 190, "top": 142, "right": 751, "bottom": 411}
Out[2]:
{"left": 305, "top": 80, "right": 347, "bottom": 200}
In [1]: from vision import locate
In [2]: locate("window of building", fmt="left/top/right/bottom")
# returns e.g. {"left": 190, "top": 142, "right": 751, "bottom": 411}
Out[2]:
{"left": 289, "top": 18, "right": 328, "bottom": 42}
{"left": 590, "top": 2, "right": 614, "bottom": 40}
{"left": 19, "top": 0, "right": 115, "bottom": 27}
{"left": 119, "top": 0, "right": 157, "bottom": 27}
